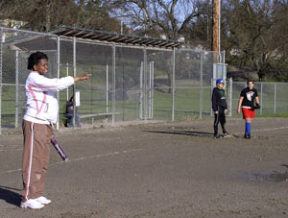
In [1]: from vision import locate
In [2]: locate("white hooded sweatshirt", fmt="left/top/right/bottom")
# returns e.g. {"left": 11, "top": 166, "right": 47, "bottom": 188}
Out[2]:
{"left": 23, "top": 71, "right": 75, "bottom": 124}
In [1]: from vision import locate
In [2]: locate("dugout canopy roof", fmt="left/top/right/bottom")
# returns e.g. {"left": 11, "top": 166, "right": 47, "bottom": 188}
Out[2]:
{"left": 3, "top": 26, "right": 182, "bottom": 51}
{"left": 53, "top": 27, "right": 182, "bottom": 49}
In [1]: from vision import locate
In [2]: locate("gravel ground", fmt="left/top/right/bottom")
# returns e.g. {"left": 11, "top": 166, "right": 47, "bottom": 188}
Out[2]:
{"left": 1, "top": 118, "right": 288, "bottom": 218}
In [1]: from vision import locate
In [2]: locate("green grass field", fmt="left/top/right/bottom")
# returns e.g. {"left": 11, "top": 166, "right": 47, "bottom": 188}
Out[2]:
{"left": 1, "top": 83, "right": 288, "bottom": 128}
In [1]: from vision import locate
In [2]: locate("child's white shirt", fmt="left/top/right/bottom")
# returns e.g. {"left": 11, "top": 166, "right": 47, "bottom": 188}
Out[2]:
{"left": 23, "top": 71, "right": 74, "bottom": 124}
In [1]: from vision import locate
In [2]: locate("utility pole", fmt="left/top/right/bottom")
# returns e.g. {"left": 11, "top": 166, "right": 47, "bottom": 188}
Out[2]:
{"left": 212, "top": 0, "right": 221, "bottom": 55}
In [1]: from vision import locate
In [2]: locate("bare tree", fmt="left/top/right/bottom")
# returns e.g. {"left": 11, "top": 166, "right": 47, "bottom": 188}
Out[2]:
{"left": 222, "top": 0, "right": 288, "bottom": 80}
{"left": 0, "top": 0, "right": 120, "bottom": 32}
{"left": 109, "top": 0, "right": 202, "bottom": 41}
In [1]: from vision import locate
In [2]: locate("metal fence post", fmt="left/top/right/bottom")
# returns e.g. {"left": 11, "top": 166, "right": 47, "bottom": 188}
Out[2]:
{"left": 222, "top": 50, "right": 226, "bottom": 63}
{"left": 199, "top": 51, "right": 203, "bottom": 119}
{"left": 151, "top": 61, "right": 154, "bottom": 119}
{"left": 106, "top": 64, "right": 109, "bottom": 113}
{"left": 15, "top": 50, "right": 19, "bottom": 128}
{"left": 56, "top": 36, "right": 60, "bottom": 130}
{"left": 112, "top": 45, "right": 116, "bottom": 125}
{"left": 148, "top": 61, "right": 152, "bottom": 119}
{"left": 148, "top": 61, "right": 154, "bottom": 119}
{"left": 73, "top": 37, "right": 77, "bottom": 127}
{"left": 66, "top": 62, "right": 69, "bottom": 101}
{"left": 228, "top": 77, "right": 233, "bottom": 116}
{"left": 143, "top": 48, "right": 147, "bottom": 120}
{"left": 0, "top": 28, "right": 3, "bottom": 135}
{"left": 274, "top": 83, "right": 277, "bottom": 114}
{"left": 139, "top": 61, "right": 143, "bottom": 119}
{"left": 210, "top": 78, "right": 214, "bottom": 116}
{"left": 260, "top": 82, "right": 263, "bottom": 115}
{"left": 172, "top": 48, "right": 176, "bottom": 121}
{"left": 148, "top": 61, "right": 155, "bottom": 119}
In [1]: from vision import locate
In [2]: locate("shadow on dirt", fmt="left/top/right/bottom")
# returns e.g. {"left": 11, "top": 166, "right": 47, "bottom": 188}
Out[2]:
{"left": 144, "top": 129, "right": 214, "bottom": 138}
{"left": 0, "top": 185, "right": 22, "bottom": 207}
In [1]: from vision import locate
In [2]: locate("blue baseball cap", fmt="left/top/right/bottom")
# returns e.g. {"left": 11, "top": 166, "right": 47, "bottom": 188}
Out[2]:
{"left": 216, "top": 78, "right": 224, "bottom": 84}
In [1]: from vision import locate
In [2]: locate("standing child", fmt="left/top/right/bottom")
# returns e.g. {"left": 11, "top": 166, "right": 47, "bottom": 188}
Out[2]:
{"left": 212, "top": 78, "right": 229, "bottom": 138}
{"left": 237, "top": 79, "right": 260, "bottom": 139}
{"left": 21, "top": 51, "right": 90, "bottom": 209}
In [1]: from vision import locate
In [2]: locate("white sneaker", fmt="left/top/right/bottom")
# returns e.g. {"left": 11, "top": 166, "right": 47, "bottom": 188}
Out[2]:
{"left": 35, "top": 196, "right": 52, "bottom": 205}
{"left": 20, "top": 199, "right": 44, "bottom": 209}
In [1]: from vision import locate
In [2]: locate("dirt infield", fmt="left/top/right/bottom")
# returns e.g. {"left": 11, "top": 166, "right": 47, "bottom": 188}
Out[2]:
{"left": 1, "top": 118, "right": 288, "bottom": 218}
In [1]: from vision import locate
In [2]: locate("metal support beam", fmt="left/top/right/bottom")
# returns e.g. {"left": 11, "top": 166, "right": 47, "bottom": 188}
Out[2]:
{"left": 139, "top": 62, "right": 144, "bottom": 120}
{"left": 172, "top": 48, "right": 176, "bottom": 121}
{"left": 274, "top": 83, "right": 277, "bottom": 114}
{"left": 112, "top": 45, "right": 116, "bottom": 125}
{"left": 143, "top": 48, "right": 148, "bottom": 120}
{"left": 228, "top": 78, "right": 233, "bottom": 116}
{"left": 260, "top": 83, "right": 263, "bottom": 115}
{"left": 151, "top": 61, "right": 154, "bottom": 119}
{"left": 106, "top": 64, "right": 109, "bottom": 113}
{"left": 15, "top": 50, "right": 19, "bottom": 128}
{"left": 73, "top": 37, "right": 77, "bottom": 127}
{"left": 66, "top": 62, "right": 69, "bottom": 101}
{"left": 56, "top": 36, "right": 60, "bottom": 130}
{"left": 199, "top": 52, "right": 204, "bottom": 119}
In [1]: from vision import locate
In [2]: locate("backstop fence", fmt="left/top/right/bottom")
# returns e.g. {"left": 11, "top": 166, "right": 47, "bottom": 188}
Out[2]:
{"left": 1, "top": 27, "right": 286, "bottom": 134}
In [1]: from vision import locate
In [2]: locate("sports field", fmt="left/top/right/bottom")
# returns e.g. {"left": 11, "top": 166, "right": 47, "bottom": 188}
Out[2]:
{"left": 1, "top": 118, "right": 288, "bottom": 217}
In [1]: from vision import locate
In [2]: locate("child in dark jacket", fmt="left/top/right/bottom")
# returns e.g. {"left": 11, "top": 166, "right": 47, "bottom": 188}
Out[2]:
{"left": 211, "top": 78, "right": 228, "bottom": 138}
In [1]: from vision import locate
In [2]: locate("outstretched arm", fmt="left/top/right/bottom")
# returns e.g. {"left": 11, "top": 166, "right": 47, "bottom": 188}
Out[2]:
{"left": 29, "top": 73, "right": 91, "bottom": 92}
{"left": 74, "top": 74, "right": 91, "bottom": 82}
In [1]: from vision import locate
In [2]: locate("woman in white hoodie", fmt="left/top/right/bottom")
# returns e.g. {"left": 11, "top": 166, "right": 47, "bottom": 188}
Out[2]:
{"left": 21, "top": 51, "right": 90, "bottom": 209}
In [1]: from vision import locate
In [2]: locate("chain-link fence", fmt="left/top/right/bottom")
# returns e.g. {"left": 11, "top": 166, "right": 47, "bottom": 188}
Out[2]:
{"left": 0, "top": 28, "right": 58, "bottom": 132}
{"left": 2, "top": 27, "right": 287, "bottom": 133}
{"left": 174, "top": 49, "right": 222, "bottom": 120}
{"left": 230, "top": 81, "right": 288, "bottom": 116}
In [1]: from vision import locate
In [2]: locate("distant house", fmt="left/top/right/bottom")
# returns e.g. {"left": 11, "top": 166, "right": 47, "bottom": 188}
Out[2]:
{"left": 0, "top": 19, "right": 27, "bottom": 29}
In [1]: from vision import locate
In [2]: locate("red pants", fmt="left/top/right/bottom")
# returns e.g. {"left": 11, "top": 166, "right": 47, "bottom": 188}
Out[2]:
{"left": 242, "top": 108, "right": 256, "bottom": 120}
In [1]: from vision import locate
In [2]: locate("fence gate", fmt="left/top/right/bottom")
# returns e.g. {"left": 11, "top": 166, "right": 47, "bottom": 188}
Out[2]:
{"left": 139, "top": 60, "right": 155, "bottom": 120}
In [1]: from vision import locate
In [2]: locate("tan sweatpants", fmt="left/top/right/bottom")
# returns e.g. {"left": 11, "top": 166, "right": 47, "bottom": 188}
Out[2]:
{"left": 22, "top": 120, "right": 52, "bottom": 200}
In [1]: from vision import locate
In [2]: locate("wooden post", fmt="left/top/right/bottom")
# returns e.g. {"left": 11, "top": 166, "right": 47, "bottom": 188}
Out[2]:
{"left": 212, "top": 0, "right": 221, "bottom": 55}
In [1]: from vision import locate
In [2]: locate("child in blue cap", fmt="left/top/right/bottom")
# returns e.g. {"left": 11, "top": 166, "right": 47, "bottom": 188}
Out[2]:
{"left": 211, "top": 78, "right": 229, "bottom": 138}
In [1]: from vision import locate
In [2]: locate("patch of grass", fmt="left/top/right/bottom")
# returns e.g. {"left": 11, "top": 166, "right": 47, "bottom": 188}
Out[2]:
{"left": 2, "top": 84, "right": 288, "bottom": 127}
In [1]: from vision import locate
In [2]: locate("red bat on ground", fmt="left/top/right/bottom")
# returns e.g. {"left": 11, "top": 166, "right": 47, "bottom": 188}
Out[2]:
{"left": 51, "top": 135, "right": 69, "bottom": 162}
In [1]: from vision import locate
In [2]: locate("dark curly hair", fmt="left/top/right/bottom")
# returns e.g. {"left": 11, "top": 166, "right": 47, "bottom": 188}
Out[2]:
{"left": 27, "top": 51, "right": 48, "bottom": 70}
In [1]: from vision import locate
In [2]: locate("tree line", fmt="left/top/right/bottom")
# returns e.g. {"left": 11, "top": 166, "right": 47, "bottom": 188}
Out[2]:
{"left": 1, "top": 0, "right": 288, "bottom": 81}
